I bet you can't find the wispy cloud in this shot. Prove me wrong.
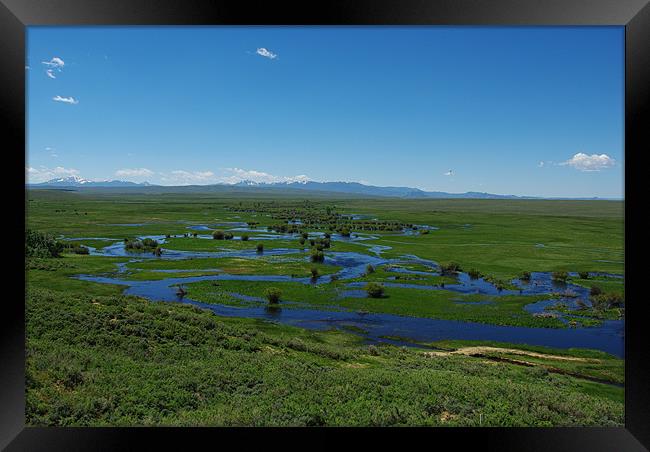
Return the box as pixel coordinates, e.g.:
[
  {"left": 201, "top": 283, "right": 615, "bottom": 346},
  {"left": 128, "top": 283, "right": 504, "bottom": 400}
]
[
  {"left": 256, "top": 47, "right": 278, "bottom": 60},
  {"left": 160, "top": 170, "right": 217, "bottom": 185},
  {"left": 26, "top": 165, "right": 80, "bottom": 183},
  {"left": 444, "top": 169, "right": 454, "bottom": 176},
  {"left": 53, "top": 95, "right": 79, "bottom": 105},
  {"left": 42, "top": 57, "right": 65, "bottom": 69},
  {"left": 45, "top": 147, "right": 58, "bottom": 158},
  {"left": 115, "top": 168, "right": 154, "bottom": 178},
  {"left": 560, "top": 153, "right": 616, "bottom": 172},
  {"left": 42, "top": 57, "right": 65, "bottom": 79}
]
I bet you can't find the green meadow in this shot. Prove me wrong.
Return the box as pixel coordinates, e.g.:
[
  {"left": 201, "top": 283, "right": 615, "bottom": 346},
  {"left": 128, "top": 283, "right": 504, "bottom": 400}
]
[{"left": 25, "top": 188, "right": 625, "bottom": 426}]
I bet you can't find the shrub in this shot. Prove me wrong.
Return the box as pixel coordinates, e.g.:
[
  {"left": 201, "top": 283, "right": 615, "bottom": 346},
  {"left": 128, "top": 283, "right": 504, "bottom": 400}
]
[
  {"left": 241, "top": 234, "right": 249, "bottom": 241},
  {"left": 25, "top": 230, "right": 63, "bottom": 258},
  {"left": 340, "top": 227, "right": 351, "bottom": 237},
  {"left": 264, "top": 287, "right": 282, "bottom": 304},
  {"left": 298, "top": 237, "right": 306, "bottom": 246},
  {"left": 366, "top": 282, "right": 384, "bottom": 298},
  {"left": 521, "top": 271, "right": 531, "bottom": 281},
  {"left": 310, "top": 267, "right": 319, "bottom": 278},
  {"left": 366, "top": 264, "right": 375, "bottom": 274},
  {"left": 368, "top": 345, "right": 380, "bottom": 356},
  {"left": 578, "top": 271, "right": 590, "bottom": 279},
  {"left": 212, "top": 230, "right": 225, "bottom": 240},
  {"left": 468, "top": 269, "right": 481, "bottom": 279},
  {"left": 256, "top": 243, "right": 264, "bottom": 253},
  {"left": 224, "top": 232, "right": 234, "bottom": 240},
  {"left": 440, "top": 262, "right": 462, "bottom": 274},
  {"left": 142, "top": 238, "right": 158, "bottom": 248},
  {"left": 301, "top": 232, "right": 309, "bottom": 239},
  {"left": 310, "top": 250, "right": 325, "bottom": 263},
  {"left": 592, "top": 293, "right": 624, "bottom": 310},
  {"left": 154, "top": 246, "right": 163, "bottom": 256},
  {"left": 419, "top": 229, "right": 430, "bottom": 235},
  {"left": 552, "top": 271, "right": 569, "bottom": 282},
  {"left": 590, "top": 285, "right": 603, "bottom": 296}
]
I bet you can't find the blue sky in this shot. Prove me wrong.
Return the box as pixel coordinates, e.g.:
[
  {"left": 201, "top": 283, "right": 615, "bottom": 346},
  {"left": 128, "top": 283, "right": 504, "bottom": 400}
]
[{"left": 26, "top": 26, "right": 624, "bottom": 197}]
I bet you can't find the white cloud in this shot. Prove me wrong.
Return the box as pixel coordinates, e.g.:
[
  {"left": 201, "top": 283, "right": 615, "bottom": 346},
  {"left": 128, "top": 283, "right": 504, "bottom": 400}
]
[
  {"left": 538, "top": 161, "right": 545, "bottom": 167},
  {"left": 444, "top": 170, "right": 453, "bottom": 176},
  {"left": 42, "top": 57, "right": 65, "bottom": 69},
  {"left": 26, "top": 165, "right": 80, "bottom": 183},
  {"left": 53, "top": 95, "right": 78, "bottom": 104},
  {"left": 161, "top": 170, "right": 218, "bottom": 185},
  {"left": 45, "top": 147, "right": 58, "bottom": 158},
  {"left": 115, "top": 168, "right": 154, "bottom": 178},
  {"left": 256, "top": 47, "right": 277, "bottom": 60},
  {"left": 560, "top": 153, "right": 616, "bottom": 172},
  {"left": 46, "top": 69, "right": 56, "bottom": 79}
]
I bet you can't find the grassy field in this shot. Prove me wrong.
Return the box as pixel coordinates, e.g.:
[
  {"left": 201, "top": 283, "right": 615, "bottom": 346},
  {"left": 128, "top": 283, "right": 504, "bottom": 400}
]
[{"left": 25, "top": 189, "right": 625, "bottom": 426}]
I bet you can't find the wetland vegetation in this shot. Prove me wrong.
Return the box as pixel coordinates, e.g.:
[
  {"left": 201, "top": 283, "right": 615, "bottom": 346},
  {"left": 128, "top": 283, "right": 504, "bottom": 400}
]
[{"left": 25, "top": 189, "right": 625, "bottom": 426}]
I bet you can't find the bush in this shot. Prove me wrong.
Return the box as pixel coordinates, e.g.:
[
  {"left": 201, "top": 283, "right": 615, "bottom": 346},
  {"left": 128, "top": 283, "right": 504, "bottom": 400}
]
[
  {"left": 419, "top": 229, "right": 430, "bottom": 235},
  {"left": 310, "top": 250, "right": 325, "bottom": 263},
  {"left": 366, "top": 282, "right": 384, "bottom": 298},
  {"left": 521, "top": 271, "right": 531, "bottom": 281},
  {"left": 578, "top": 271, "right": 590, "bottom": 279},
  {"left": 142, "top": 238, "right": 158, "bottom": 248},
  {"left": 366, "top": 264, "right": 375, "bottom": 274},
  {"left": 256, "top": 243, "right": 264, "bottom": 253},
  {"left": 154, "top": 246, "right": 163, "bottom": 257},
  {"left": 552, "top": 271, "right": 569, "bottom": 282},
  {"left": 264, "top": 287, "right": 282, "bottom": 304},
  {"left": 440, "top": 262, "right": 462, "bottom": 274},
  {"left": 591, "top": 293, "right": 624, "bottom": 310},
  {"left": 340, "top": 227, "right": 351, "bottom": 237},
  {"left": 298, "top": 237, "right": 306, "bottom": 246},
  {"left": 590, "top": 285, "right": 603, "bottom": 296},
  {"left": 212, "top": 230, "right": 225, "bottom": 240},
  {"left": 467, "top": 269, "right": 481, "bottom": 279},
  {"left": 25, "top": 230, "right": 63, "bottom": 258},
  {"left": 224, "top": 232, "right": 234, "bottom": 240},
  {"left": 241, "top": 234, "right": 249, "bottom": 241},
  {"left": 310, "top": 267, "right": 319, "bottom": 278}
]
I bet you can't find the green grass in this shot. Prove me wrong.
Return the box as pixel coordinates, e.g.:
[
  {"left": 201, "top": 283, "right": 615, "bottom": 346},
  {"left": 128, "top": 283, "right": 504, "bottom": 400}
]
[{"left": 26, "top": 286, "right": 623, "bottom": 426}]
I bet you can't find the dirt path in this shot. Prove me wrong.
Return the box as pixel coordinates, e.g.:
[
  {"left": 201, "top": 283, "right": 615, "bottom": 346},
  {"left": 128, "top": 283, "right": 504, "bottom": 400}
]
[{"left": 424, "top": 346, "right": 599, "bottom": 363}]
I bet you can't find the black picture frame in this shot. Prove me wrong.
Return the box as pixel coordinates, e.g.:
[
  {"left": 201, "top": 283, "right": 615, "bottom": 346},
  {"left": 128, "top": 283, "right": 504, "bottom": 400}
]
[{"left": 2, "top": 0, "right": 648, "bottom": 449}]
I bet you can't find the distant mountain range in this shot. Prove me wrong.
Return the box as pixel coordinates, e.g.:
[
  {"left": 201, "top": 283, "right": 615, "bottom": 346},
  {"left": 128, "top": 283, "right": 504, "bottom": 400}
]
[
  {"left": 29, "top": 176, "right": 154, "bottom": 188},
  {"left": 27, "top": 176, "right": 616, "bottom": 200}
]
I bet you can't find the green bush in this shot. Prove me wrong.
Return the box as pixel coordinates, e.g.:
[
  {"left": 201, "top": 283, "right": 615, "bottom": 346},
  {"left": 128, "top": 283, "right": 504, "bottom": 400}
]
[
  {"left": 310, "top": 250, "right": 325, "bottom": 263},
  {"left": 552, "top": 271, "right": 569, "bottom": 282},
  {"left": 366, "top": 282, "right": 384, "bottom": 298},
  {"left": 256, "top": 243, "right": 264, "bottom": 253},
  {"left": 310, "top": 267, "right": 319, "bottom": 278},
  {"left": 366, "top": 264, "right": 375, "bottom": 274},
  {"left": 578, "top": 271, "right": 590, "bottom": 279},
  {"left": 264, "top": 287, "right": 282, "bottom": 304},
  {"left": 590, "top": 285, "right": 603, "bottom": 296},
  {"left": 241, "top": 234, "right": 249, "bottom": 241},
  {"left": 468, "top": 269, "right": 481, "bottom": 279},
  {"left": 212, "top": 230, "right": 225, "bottom": 240},
  {"left": 26, "top": 230, "right": 63, "bottom": 258},
  {"left": 521, "top": 271, "right": 531, "bottom": 281},
  {"left": 440, "top": 262, "right": 462, "bottom": 274}
]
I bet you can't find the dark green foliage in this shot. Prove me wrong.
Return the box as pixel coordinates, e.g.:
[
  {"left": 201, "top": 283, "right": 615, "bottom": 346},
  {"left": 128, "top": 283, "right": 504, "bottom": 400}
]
[
  {"left": 264, "top": 287, "right": 282, "bottom": 304},
  {"left": 366, "top": 264, "right": 375, "bottom": 274},
  {"left": 212, "top": 230, "right": 225, "bottom": 240},
  {"left": 366, "top": 282, "right": 384, "bottom": 298},
  {"left": 440, "top": 262, "right": 462, "bottom": 274},
  {"left": 26, "top": 230, "right": 63, "bottom": 258},
  {"left": 310, "top": 267, "right": 319, "bottom": 278},
  {"left": 521, "top": 271, "right": 531, "bottom": 281},
  {"left": 241, "top": 234, "right": 249, "bottom": 241},
  {"left": 591, "top": 293, "right": 624, "bottom": 310},
  {"left": 256, "top": 243, "right": 264, "bottom": 253},
  {"left": 224, "top": 232, "right": 234, "bottom": 240},
  {"left": 590, "top": 285, "right": 603, "bottom": 296},
  {"left": 468, "top": 269, "right": 481, "bottom": 279},
  {"left": 552, "top": 271, "right": 569, "bottom": 282},
  {"left": 578, "top": 271, "right": 590, "bottom": 279},
  {"left": 310, "top": 249, "right": 325, "bottom": 263}
]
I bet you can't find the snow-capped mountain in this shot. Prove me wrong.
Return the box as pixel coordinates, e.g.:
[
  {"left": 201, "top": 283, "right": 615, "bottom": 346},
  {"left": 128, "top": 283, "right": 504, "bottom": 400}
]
[{"left": 30, "top": 176, "right": 154, "bottom": 188}]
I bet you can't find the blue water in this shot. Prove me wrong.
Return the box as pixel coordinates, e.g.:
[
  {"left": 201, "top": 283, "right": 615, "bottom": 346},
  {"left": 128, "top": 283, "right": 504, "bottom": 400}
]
[{"left": 68, "top": 228, "right": 625, "bottom": 357}]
